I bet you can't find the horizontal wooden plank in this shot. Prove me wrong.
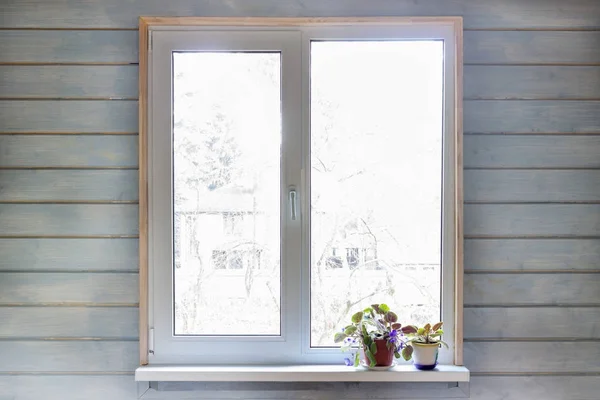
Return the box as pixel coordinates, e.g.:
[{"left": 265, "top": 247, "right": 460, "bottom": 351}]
[
  {"left": 464, "top": 31, "right": 600, "bottom": 64},
  {"left": 1, "top": 30, "right": 599, "bottom": 66},
  {"left": 2, "top": 0, "right": 600, "bottom": 29},
  {"left": 0, "top": 170, "right": 138, "bottom": 201},
  {"left": 464, "top": 135, "right": 600, "bottom": 168},
  {"left": 0, "top": 272, "right": 138, "bottom": 304},
  {"left": 465, "top": 239, "right": 600, "bottom": 271},
  {"left": 464, "top": 170, "right": 600, "bottom": 203},
  {"left": 0, "top": 30, "right": 137, "bottom": 63},
  {"left": 3, "top": 134, "right": 599, "bottom": 171},
  {"left": 0, "top": 307, "right": 138, "bottom": 338},
  {"left": 0, "top": 101, "right": 137, "bottom": 133},
  {"left": 0, "top": 375, "right": 137, "bottom": 400},
  {"left": 0, "top": 204, "right": 137, "bottom": 236},
  {"left": 465, "top": 204, "right": 600, "bottom": 237},
  {"left": 0, "top": 238, "right": 138, "bottom": 272},
  {"left": 465, "top": 307, "right": 600, "bottom": 338},
  {"left": 0, "top": 135, "right": 137, "bottom": 167},
  {"left": 464, "top": 342, "right": 600, "bottom": 373},
  {"left": 0, "top": 65, "right": 138, "bottom": 98},
  {"left": 1, "top": 376, "right": 599, "bottom": 400},
  {"left": 469, "top": 376, "right": 600, "bottom": 400},
  {"left": 464, "top": 66, "right": 600, "bottom": 100},
  {"left": 464, "top": 101, "right": 600, "bottom": 134},
  {"left": 465, "top": 274, "right": 600, "bottom": 305},
  {"left": 0, "top": 341, "right": 137, "bottom": 372}
]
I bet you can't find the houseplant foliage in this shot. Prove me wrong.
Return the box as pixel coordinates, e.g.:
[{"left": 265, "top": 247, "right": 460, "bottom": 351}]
[
  {"left": 400, "top": 322, "right": 448, "bottom": 370},
  {"left": 333, "top": 304, "right": 408, "bottom": 367}
]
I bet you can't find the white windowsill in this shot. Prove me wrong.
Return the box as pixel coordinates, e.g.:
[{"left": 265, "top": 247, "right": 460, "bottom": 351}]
[{"left": 135, "top": 364, "right": 469, "bottom": 382}]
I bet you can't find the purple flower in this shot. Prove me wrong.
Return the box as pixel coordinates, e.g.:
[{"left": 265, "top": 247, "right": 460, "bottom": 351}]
[
  {"left": 344, "top": 357, "right": 353, "bottom": 366},
  {"left": 389, "top": 329, "right": 398, "bottom": 337}
]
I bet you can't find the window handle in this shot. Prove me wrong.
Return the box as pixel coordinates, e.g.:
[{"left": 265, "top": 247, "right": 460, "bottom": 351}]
[{"left": 289, "top": 187, "right": 298, "bottom": 220}]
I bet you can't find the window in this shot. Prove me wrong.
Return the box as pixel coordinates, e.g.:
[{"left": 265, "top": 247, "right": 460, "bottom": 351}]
[{"left": 140, "top": 18, "right": 463, "bottom": 366}]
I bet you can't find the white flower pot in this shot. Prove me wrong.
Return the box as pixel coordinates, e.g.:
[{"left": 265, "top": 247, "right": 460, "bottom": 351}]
[{"left": 411, "top": 342, "right": 440, "bottom": 370}]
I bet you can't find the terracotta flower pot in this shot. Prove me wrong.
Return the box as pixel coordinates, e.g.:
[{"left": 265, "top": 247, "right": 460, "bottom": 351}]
[
  {"left": 363, "top": 338, "right": 395, "bottom": 367},
  {"left": 411, "top": 342, "right": 440, "bottom": 370}
]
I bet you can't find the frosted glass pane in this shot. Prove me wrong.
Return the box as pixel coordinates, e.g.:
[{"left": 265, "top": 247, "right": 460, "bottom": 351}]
[
  {"left": 310, "top": 41, "right": 444, "bottom": 346},
  {"left": 173, "top": 52, "right": 281, "bottom": 336}
]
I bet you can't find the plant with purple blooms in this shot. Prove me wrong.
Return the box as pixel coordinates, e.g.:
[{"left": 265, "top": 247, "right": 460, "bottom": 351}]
[{"left": 333, "top": 303, "right": 410, "bottom": 367}]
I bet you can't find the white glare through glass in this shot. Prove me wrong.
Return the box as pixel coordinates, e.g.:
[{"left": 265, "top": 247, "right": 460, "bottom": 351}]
[
  {"left": 173, "top": 52, "right": 281, "bottom": 335},
  {"left": 310, "top": 41, "right": 444, "bottom": 346}
]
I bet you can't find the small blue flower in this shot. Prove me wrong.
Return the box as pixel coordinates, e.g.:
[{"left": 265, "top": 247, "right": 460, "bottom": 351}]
[
  {"left": 344, "top": 357, "right": 353, "bottom": 366},
  {"left": 389, "top": 329, "right": 398, "bottom": 337}
]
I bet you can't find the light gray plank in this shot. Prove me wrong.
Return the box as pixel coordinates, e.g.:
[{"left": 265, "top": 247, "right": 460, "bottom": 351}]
[
  {"left": 464, "top": 342, "right": 600, "bottom": 373},
  {"left": 0, "top": 341, "right": 137, "bottom": 372},
  {"left": 464, "top": 273, "right": 600, "bottom": 305},
  {"left": 464, "top": 101, "right": 600, "bottom": 134},
  {"left": 465, "top": 204, "right": 600, "bottom": 237},
  {"left": 464, "top": 135, "right": 600, "bottom": 168},
  {"left": 0, "top": 272, "right": 138, "bottom": 304},
  {"left": 0, "top": 30, "right": 137, "bottom": 63},
  {"left": 464, "top": 170, "right": 600, "bottom": 203},
  {"left": 465, "top": 239, "right": 600, "bottom": 271},
  {"left": 1, "top": 376, "right": 600, "bottom": 400},
  {"left": 0, "top": 65, "right": 138, "bottom": 98},
  {"left": 0, "top": 170, "right": 138, "bottom": 201},
  {"left": 464, "top": 31, "right": 600, "bottom": 64},
  {"left": 151, "top": 382, "right": 471, "bottom": 399},
  {"left": 0, "top": 307, "right": 138, "bottom": 338},
  {"left": 0, "top": 375, "right": 137, "bottom": 400},
  {"left": 465, "top": 307, "right": 600, "bottom": 338},
  {"left": 2, "top": 0, "right": 600, "bottom": 29},
  {"left": 0, "top": 204, "right": 137, "bottom": 236},
  {"left": 0, "top": 238, "right": 138, "bottom": 272},
  {"left": 0, "top": 101, "right": 138, "bottom": 133},
  {"left": 464, "top": 66, "right": 600, "bottom": 99},
  {"left": 468, "top": 376, "right": 600, "bottom": 400},
  {"left": 0, "top": 135, "right": 137, "bottom": 167}
]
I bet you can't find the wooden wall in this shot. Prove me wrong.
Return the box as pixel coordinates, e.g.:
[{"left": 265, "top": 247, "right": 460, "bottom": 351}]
[{"left": 1, "top": 1, "right": 599, "bottom": 399}]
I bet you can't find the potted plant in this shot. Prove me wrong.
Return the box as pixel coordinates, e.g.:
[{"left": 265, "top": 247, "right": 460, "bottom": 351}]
[
  {"left": 400, "top": 322, "right": 448, "bottom": 370},
  {"left": 333, "top": 304, "right": 406, "bottom": 368}
]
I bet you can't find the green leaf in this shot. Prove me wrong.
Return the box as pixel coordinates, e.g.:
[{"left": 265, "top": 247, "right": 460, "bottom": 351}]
[
  {"left": 354, "top": 352, "right": 360, "bottom": 367},
  {"left": 432, "top": 322, "right": 443, "bottom": 331},
  {"left": 394, "top": 351, "right": 401, "bottom": 359},
  {"left": 370, "top": 341, "right": 377, "bottom": 355},
  {"left": 401, "top": 325, "right": 418, "bottom": 334},
  {"left": 351, "top": 311, "right": 364, "bottom": 324},
  {"left": 385, "top": 311, "right": 398, "bottom": 323},
  {"left": 379, "top": 304, "right": 390, "bottom": 313},
  {"left": 344, "top": 326, "right": 357, "bottom": 335},
  {"left": 365, "top": 349, "right": 377, "bottom": 367},
  {"left": 363, "top": 307, "right": 374, "bottom": 314},
  {"left": 334, "top": 332, "right": 347, "bottom": 343},
  {"left": 402, "top": 345, "right": 413, "bottom": 361}
]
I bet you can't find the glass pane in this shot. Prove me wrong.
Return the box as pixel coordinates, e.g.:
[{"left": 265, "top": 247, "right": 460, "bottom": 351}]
[
  {"left": 173, "top": 52, "right": 281, "bottom": 336},
  {"left": 310, "top": 41, "right": 444, "bottom": 346}
]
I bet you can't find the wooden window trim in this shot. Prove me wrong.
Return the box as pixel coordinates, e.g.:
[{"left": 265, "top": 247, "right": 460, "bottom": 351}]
[{"left": 138, "top": 16, "right": 464, "bottom": 366}]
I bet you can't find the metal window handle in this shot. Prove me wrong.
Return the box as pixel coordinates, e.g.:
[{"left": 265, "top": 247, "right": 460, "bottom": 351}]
[{"left": 289, "top": 188, "right": 298, "bottom": 220}]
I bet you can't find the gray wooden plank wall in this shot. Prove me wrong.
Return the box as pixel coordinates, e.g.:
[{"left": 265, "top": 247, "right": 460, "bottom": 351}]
[{"left": 1, "top": 1, "right": 599, "bottom": 399}]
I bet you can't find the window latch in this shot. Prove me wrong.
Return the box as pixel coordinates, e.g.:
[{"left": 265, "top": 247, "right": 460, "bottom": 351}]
[{"left": 289, "top": 187, "right": 298, "bottom": 220}]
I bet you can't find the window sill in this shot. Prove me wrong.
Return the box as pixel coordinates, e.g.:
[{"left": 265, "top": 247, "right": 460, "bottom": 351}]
[{"left": 135, "top": 364, "right": 469, "bottom": 382}]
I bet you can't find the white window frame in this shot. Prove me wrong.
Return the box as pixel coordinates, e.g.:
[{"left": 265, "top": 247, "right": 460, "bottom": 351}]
[{"left": 138, "top": 17, "right": 464, "bottom": 368}]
